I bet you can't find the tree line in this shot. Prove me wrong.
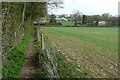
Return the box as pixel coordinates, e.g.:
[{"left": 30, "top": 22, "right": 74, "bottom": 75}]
[
  {"left": 50, "top": 11, "right": 118, "bottom": 27},
  {"left": 2, "top": 0, "right": 63, "bottom": 59}
]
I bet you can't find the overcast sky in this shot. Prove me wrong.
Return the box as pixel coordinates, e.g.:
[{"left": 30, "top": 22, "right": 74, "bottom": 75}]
[{"left": 50, "top": 0, "right": 119, "bottom": 16}]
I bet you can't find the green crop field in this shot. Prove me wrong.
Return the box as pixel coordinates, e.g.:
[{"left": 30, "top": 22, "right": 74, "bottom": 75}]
[
  {"left": 57, "top": 20, "right": 74, "bottom": 26},
  {"left": 41, "top": 27, "right": 118, "bottom": 78}
]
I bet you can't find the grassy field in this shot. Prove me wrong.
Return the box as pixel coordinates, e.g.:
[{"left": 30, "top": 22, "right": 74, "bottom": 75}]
[
  {"left": 57, "top": 20, "right": 74, "bottom": 26},
  {"left": 41, "top": 27, "right": 118, "bottom": 78}
]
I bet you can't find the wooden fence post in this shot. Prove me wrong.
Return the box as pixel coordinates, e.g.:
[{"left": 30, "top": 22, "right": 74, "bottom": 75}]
[
  {"left": 38, "top": 31, "right": 40, "bottom": 42},
  {"left": 14, "top": 32, "right": 17, "bottom": 45},
  {"left": 41, "top": 33, "right": 45, "bottom": 50}
]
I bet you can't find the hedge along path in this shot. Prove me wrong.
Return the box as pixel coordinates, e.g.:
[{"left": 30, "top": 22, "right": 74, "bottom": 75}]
[{"left": 20, "top": 36, "right": 35, "bottom": 78}]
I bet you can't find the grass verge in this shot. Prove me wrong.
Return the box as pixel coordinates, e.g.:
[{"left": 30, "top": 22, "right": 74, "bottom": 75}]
[{"left": 2, "top": 34, "right": 31, "bottom": 78}]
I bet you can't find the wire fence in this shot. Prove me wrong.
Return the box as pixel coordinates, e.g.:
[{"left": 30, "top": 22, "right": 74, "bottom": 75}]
[
  {"left": 36, "top": 30, "right": 89, "bottom": 78},
  {"left": 37, "top": 31, "right": 59, "bottom": 78}
]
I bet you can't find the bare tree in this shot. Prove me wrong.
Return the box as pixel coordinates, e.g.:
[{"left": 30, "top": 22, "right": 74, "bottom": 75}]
[
  {"left": 47, "top": 0, "right": 64, "bottom": 12},
  {"left": 72, "top": 10, "right": 82, "bottom": 26}
]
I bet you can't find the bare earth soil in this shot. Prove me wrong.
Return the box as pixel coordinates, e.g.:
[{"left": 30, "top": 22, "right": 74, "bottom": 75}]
[
  {"left": 20, "top": 37, "right": 35, "bottom": 78},
  {"left": 41, "top": 27, "right": 118, "bottom": 78}
]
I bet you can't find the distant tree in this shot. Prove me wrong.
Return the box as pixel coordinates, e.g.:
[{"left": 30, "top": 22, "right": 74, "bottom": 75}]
[
  {"left": 87, "top": 15, "right": 100, "bottom": 26},
  {"left": 82, "top": 15, "right": 87, "bottom": 24},
  {"left": 72, "top": 10, "right": 82, "bottom": 26},
  {"left": 102, "top": 13, "right": 110, "bottom": 26},
  {"left": 61, "top": 14, "right": 66, "bottom": 18},
  {"left": 50, "top": 14, "right": 56, "bottom": 23},
  {"left": 110, "top": 16, "right": 118, "bottom": 27},
  {"left": 87, "top": 16, "right": 94, "bottom": 26},
  {"left": 95, "top": 20, "right": 99, "bottom": 26},
  {"left": 74, "top": 13, "right": 77, "bottom": 26},
  {"left": 94, "top": 15, "right": 101, "bottom": 26}
]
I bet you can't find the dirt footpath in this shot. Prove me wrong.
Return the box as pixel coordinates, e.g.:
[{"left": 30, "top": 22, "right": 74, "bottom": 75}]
[{"left": 20, "top": 36, "right": 35, "bottom": 78}]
